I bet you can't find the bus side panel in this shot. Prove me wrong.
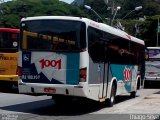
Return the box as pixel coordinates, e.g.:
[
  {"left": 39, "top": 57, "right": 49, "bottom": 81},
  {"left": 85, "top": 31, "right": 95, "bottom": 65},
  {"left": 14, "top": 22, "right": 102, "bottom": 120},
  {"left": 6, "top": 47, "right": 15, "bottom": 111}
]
[
  {"left": 88, "top": 60, "right": 103, "bottom": 100},
  {"left": 87, "top": 59, "right": 139, "bottom": 100},
  {"left": 22, "top": 51, "right": 80, "bottom": 85},
  {"left": 0, "top": 52, "right": 18, "bottom": 81},
  {"left": 110, "top": 64, "right": 138, "bottom": 93}
]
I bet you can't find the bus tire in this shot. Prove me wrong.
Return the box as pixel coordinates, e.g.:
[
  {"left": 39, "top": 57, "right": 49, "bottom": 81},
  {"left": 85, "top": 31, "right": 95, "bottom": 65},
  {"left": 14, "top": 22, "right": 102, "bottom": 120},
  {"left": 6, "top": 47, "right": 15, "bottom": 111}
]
[
  {"left": 137, "top": 79, "right": 140, "bottom": 90},
  {"left": 107, "top": 83, "right": 116, "bottom": 107},
  {"left": 130, "top": 91, "right": 136, "bottom": 98}
]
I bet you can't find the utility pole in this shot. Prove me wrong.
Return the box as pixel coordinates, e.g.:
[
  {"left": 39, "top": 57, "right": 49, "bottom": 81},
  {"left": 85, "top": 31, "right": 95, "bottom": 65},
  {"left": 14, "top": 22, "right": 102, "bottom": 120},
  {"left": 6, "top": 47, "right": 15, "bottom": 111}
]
[
  {"left": 110, "top": 0, "right": 115, "bottom": 26},
  {"left": 103, "top": 0, "right": 117, "bottom": 26},
  {"left": 106, "top": 0, "right": 120, "bottom": 26},
  {"left": 157, "top": 18, "right": 160, "bottom": 47}
]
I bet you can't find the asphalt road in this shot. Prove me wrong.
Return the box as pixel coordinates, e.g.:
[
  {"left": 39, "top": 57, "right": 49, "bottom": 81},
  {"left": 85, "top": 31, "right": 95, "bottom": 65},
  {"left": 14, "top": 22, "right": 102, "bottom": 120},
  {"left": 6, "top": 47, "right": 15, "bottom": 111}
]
[{"left": 0, "top": 84, "right": 160, "bottom": 120}]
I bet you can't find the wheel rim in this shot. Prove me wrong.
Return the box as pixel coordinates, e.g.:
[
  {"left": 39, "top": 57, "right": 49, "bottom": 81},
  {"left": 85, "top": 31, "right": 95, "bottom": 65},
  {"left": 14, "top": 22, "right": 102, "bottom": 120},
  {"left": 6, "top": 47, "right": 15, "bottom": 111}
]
[{"left": 110, "top": 85, "right": 116, "bottom": 103}]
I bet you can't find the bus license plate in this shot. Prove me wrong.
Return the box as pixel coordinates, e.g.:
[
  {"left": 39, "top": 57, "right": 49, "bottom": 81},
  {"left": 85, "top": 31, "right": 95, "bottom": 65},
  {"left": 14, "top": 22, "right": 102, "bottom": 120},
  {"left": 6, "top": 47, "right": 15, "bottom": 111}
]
[{"left": 44, "top": 87, "right": 56, "bottom": 93}]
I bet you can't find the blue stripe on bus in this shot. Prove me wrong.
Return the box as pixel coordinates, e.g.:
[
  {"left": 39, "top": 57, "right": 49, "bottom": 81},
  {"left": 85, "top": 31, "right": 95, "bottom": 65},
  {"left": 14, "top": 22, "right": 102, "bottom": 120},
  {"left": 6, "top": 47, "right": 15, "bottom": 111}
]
[
  {"left": 66, "top": 53, "right": 80, "bottom": 85},
  {"left": 110, "top": 64, "right": 124, "bottom": 80}
]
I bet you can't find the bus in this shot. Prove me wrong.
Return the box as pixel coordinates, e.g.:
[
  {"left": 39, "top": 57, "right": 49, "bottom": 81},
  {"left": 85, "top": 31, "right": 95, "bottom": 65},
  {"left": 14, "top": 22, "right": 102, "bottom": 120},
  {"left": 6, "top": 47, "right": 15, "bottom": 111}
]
[
  {"left": 144, "top": 47, "right": 160, "bottom": 87},
  {"left": 18, "top": 16, "right": 145, "bottom": 106},
  {"left": 0, "top": 28, "right": 19, "bottom": 90}
]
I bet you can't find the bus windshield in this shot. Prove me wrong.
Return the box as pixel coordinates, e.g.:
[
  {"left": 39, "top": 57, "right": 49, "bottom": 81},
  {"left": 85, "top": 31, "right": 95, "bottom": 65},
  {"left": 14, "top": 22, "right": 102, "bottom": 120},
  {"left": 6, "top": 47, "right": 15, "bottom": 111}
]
[
  {"left": 21, "top": 20, "right": 86, "bottom": 51},
  {"left": 148, "top": 49, "right": 160, "bottom": 61}
]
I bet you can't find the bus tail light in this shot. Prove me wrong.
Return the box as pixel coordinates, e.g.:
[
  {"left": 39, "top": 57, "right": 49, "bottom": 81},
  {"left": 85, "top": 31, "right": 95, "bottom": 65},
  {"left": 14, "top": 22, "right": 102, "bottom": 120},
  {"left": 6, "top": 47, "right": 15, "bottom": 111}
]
[
  {"left": 18, "top": 66, "right": 22, "bottom": 76},
  {"left": 80, "top": 67, "right": 87, "bottom": 82}
]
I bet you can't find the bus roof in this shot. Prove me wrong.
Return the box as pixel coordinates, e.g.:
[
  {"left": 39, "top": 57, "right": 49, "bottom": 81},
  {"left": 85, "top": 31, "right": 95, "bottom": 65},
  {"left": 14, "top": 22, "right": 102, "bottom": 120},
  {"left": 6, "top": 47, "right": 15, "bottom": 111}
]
[
  {"left": 0, "top": 28, "right": 20, "bottom": 33},
  {"left": 21, "top": 16, "right": 144, "bottom": 45},
  {"left": 147, "top": 47, "right": 160, "bottom": 49}
]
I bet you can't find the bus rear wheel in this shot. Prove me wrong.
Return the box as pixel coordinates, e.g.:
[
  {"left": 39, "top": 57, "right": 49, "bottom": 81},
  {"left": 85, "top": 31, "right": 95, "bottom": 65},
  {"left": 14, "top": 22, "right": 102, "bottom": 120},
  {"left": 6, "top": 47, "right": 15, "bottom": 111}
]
[
  {"left": 137, "top": 79, "right": 140, "bottom": 90},
  {"left": 107, "top": 83, "right": 116, "bottom": 107}
]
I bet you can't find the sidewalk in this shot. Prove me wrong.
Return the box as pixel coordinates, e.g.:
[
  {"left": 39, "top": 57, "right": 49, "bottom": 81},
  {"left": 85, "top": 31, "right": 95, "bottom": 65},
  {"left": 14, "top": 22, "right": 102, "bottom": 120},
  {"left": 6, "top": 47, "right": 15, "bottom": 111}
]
[
  {"left": 93, "top": 89, "right": 160, "bottom": 114},
  {"left": 125, "top": 91, "right": 160, "bottom": 114}
]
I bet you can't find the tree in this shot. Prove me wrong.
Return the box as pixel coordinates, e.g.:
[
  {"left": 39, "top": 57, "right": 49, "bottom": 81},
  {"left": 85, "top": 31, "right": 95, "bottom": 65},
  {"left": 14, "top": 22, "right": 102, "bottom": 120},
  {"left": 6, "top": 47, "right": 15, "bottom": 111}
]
[{"left": 0, "top": 0, "right": 87, "bottom": 28}]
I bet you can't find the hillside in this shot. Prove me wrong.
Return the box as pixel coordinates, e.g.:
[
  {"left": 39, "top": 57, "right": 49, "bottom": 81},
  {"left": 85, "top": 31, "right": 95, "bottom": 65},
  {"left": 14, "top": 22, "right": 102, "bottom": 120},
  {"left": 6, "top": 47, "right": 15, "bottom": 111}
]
[
  {"left": 1, "top": 0, "right": 160, "bottom": 28},
  {"left": 0, "top": 0, "right": 87, "bottom": 28}
]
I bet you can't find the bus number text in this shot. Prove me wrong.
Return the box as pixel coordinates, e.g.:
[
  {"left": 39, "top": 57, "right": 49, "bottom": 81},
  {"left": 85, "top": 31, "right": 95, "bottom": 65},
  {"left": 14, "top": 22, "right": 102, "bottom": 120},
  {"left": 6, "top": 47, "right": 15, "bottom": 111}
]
[{"left": 39, "top": 59, "right": 61, "bottom": 69}]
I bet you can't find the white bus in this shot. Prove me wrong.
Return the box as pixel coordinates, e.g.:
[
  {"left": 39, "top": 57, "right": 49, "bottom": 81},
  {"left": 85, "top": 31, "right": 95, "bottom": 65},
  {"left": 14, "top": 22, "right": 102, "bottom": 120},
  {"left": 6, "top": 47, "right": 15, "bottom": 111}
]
[
  {"left": 18, "top": 16, "right": 145, "bottom": 106},
  {"left": 145, "top": 47, "right": 160, "bottom": 86}
]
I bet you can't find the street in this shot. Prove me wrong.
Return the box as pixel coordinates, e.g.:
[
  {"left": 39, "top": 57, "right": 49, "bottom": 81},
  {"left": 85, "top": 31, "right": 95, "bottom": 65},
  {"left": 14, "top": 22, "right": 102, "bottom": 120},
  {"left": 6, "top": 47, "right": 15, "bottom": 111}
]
[{"left": 0, "top": 85, "right": 160, "bottom": 120}]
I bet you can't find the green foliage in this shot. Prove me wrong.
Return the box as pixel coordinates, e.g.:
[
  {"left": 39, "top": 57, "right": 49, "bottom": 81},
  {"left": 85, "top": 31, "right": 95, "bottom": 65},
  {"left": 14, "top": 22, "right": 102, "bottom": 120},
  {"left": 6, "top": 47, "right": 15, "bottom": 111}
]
[
  {"left": 0, "top": 0, "right": 87, "bottom": 28},
  {"left": 119, "top": 15, "right": 160, "bottom": 47},
  {"left": 139, "top": 15, "right": 160, "bottom": 46}
]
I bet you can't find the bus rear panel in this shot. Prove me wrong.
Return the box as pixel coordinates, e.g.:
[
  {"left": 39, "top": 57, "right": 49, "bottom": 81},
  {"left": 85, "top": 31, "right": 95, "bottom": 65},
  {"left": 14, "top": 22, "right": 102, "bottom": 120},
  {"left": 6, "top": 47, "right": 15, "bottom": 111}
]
[{"left": 19, "top": 17, "right": 89, "bottom": 99}]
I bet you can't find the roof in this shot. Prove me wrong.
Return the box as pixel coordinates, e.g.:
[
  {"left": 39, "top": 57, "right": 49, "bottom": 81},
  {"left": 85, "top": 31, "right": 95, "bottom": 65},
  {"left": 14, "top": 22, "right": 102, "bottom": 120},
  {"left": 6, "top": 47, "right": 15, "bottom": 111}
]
[
  {"left": 147, "top": 47, "right": 160, "bottom": 49},
  {"left": 0, "top": 28, "right": 20, "bottom": 33},
  {"left": 21, "top": 16, "right": 144, "bottom": 45}
]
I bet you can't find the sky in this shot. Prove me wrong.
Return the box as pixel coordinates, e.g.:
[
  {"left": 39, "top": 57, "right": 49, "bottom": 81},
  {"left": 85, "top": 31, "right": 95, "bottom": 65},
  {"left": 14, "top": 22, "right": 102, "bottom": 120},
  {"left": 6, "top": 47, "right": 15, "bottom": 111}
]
[
  {"left": 60, "top": 0, "right": 74, "bottom": 4},
  {"left": 1, "top": 0, "right": 74, "bottom": 4}
]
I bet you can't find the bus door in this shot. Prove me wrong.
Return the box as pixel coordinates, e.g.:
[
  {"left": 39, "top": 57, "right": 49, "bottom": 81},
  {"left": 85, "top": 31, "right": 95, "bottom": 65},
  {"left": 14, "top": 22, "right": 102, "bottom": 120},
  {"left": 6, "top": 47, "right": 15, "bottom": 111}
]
[
  {"left": 88, "top": 40, "right": 108, "bottom": 101},
  {"left": 98, "top": 62, "right": 109, "bottom": 101},
  {"left": 88, "top": 27, "right": 110, "bottom": 101},
  {"left": 97, "top": 41, "right": 109, "bottom": 101}
]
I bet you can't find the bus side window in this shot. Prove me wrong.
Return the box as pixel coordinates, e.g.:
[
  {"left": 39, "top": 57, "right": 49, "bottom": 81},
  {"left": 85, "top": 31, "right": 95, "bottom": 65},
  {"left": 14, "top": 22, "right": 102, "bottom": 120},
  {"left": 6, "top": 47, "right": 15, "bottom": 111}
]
[{"left": 88, "top": 27, "right": 105, "bottom": 63}]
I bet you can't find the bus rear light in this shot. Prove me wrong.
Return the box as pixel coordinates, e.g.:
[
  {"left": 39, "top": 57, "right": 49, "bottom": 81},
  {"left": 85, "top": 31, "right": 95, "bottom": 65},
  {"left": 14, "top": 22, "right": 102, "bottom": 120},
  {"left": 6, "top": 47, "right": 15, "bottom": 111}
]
[
  {"left": 80, "top": 67, "right": 87, "bottom": 82},
  {"left": 18, "top": 67, "right": 22, "bottom": 76}
]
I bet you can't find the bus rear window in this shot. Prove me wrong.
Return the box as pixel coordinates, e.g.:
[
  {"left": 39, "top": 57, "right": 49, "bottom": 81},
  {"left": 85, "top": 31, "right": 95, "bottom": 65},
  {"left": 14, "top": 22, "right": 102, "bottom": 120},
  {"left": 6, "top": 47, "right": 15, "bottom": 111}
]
[
  {"left": 0, "top": 32, "right": 18, "bottom": 50},
  {"left": 21, "top": 20, "right": 86, "bottom": 51}
]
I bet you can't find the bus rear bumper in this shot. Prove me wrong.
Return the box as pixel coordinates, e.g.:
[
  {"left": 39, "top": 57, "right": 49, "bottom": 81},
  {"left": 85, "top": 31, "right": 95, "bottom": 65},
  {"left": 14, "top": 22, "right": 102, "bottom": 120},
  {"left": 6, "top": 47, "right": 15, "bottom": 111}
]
[
  {"left": 145, "top": 77, "right": 160, "bottom": 81},
  {"left": 18, "top": 80, "right": 88, "bottom": 98},
  {"left": 0, "top": 75, "right": 18, "bottom": 81}
]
